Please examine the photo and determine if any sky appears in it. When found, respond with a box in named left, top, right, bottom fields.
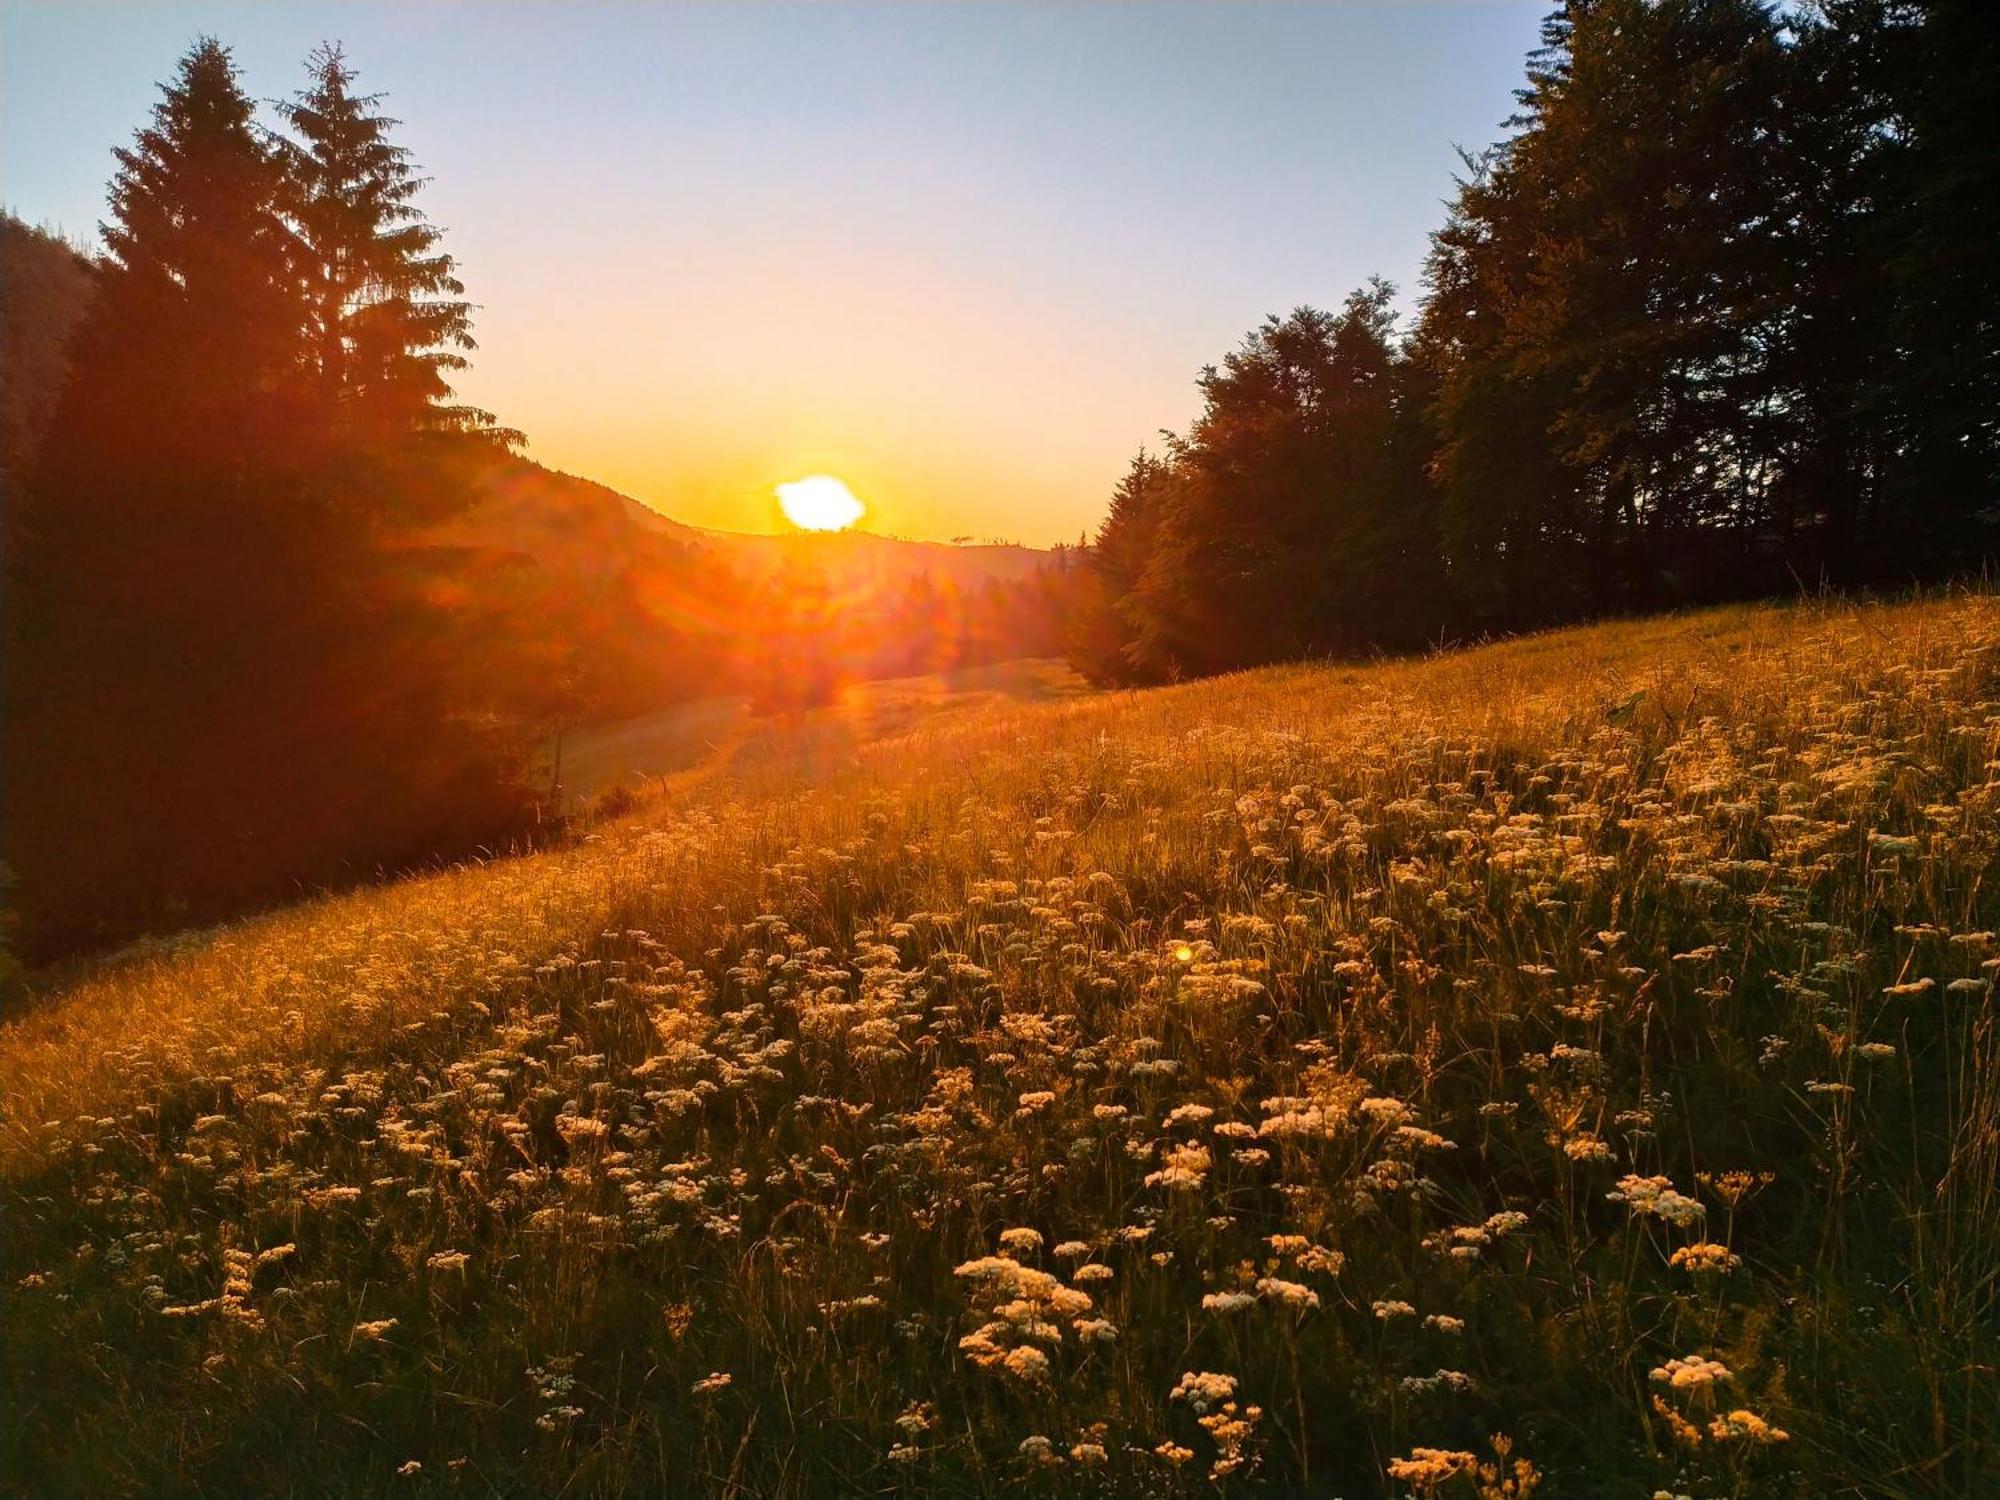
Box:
left=1, top=1, right=1548, bottom=545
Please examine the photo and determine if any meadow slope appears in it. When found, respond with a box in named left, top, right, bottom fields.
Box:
left=5, top=598, right=1999, bottom=1498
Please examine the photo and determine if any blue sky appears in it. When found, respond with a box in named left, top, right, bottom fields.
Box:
left=2, top=2, right=1549, bottom=542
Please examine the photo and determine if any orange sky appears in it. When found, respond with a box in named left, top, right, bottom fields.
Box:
left=473, top=237, right=1195, bottom=545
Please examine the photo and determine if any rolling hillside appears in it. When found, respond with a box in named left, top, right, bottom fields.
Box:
left=436, top=459, right=1050, bottom=599
left=5, top=596, right=1997, bottom=1497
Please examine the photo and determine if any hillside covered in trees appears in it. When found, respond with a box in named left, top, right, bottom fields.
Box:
left=0, top=45, right=1069, bottom=961
left=1066, top=0, right=2000, bottom=684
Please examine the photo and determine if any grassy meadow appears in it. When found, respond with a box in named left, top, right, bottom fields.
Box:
left=5, top=596, right=1999, bottom=1497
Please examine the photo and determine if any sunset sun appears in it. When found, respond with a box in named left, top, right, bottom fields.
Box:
left=775, top=474, right=865, bottom=532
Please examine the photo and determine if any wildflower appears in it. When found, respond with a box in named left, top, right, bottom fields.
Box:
left=1255, top=1276, right=1319, bottom=1311
left=426, top=1250, right=469, bottom=1273
left=1563, top=1133, right=1614, bottom=1162
left=690, top=1371, right=732, bottom=1395
left=1373, top=1299, right=1416, bottom=1321
left=1386, top=1447, right=1477, bottom=1486
left=1170, top=1370, right=1237, bottom=1413
left=1002, top=1345, right=1050, bottom=1381
left=1707, top=1408, right=1789, bottom=1444
left=1651, top=1354, right=1731, bottom=1393
left=355, top=1318, right=399, bottom=1340
left=997, top=1227, right=1043, bottom=1254
left=1145, top=1142, right=1211, bottom=1190
left=1609, top=1175, right=1704, bottom=1226
left=1699, top=1170, right=1773, bottom=1208
left=1297, top=1244, right=1345, bottom=1275
left=1017, top=1434, right=1059, bottom=1466
left=1202, top=1291, right=1256, bottom=1314
left=1669, top=1242, right=1741, bottom=1275
left=1359, top=1096, right=1412, bottom=1125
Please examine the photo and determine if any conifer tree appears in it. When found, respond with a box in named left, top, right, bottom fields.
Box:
left=1067, top=451, right=1169, bottom=684
left=3, top=38, right=320, bottom=951
left=276, top=43, right=517, bottom=445
left=3, top=39, right=531, bottom=958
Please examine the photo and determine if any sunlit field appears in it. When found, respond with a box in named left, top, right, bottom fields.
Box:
left=6, top=596, right=1999, bottom=1497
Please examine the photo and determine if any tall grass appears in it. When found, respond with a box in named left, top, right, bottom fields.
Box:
left=4, top=595, right=1997, bottom=1497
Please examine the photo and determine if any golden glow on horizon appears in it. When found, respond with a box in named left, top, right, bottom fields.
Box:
left=776, top=474, right=866, bottom=532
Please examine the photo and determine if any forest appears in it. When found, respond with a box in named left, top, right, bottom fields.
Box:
left=1069, top=0, right=1998, bottom=682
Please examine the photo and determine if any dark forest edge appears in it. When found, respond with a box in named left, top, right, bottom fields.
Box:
left=5, top=0, right=1998, bottom=964
left=1066, top=0, right=1998, bottom=684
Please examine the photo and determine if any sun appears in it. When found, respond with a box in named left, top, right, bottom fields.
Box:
left=775, top=474, right=866, bottom=532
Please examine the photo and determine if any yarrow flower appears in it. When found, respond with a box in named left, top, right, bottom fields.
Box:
left=1707, top=1407, right=1789, bottom=1445
left=1386, top=1447, right=1477, bottom=1485
left=1002, top=1345, right=1051, bottom=1381
left=1609, top=1174, right=1705, bottom=1227
left=1255, top=1276, right=1319, bottom=1311
left=1669, top=1241, right=1741, bottom=1275
left=1145, top=1142, right=1212, bottom=1190
left=1170, top=1370, right=1237, bottom=1414
left=1651, top=1354, right=1731, bottom=1393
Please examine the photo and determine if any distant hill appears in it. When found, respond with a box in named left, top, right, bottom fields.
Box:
left=440, top=458, right=1050, bottom=596
left=0, top=216, right=96, bottom=493
left=411, top=457, right=1062, bottom=725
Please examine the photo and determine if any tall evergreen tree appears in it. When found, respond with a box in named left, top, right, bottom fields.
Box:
left=3, top=39, right=531, bottom=959
left=1067, top=450, right=1170, bottom=684
left=276, top=43, right=517, bottom=446
left=1419, top=0, right=1795, bottom=621
left=3, top=38, right=322, bottom=951
left=1884, top=0, right=2000, bottom=541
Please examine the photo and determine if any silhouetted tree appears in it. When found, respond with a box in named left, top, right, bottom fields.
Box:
left=1101, top=288, right=1442, bottom=680
left=277, top=43, right=518, bottom=447
left=3, top=39, right=532, bottom=958
left=1067, top=451, right=1169, bottom=684
left=1417, top=0, right=1800, bottom=624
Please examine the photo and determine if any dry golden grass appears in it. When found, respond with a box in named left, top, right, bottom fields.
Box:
left=5, top=595, right=1998, bottom=1497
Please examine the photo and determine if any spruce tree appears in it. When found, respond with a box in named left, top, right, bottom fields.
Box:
left=3, top=38, right=320, bottom=952
left=277, top=43, right=517, bottom=445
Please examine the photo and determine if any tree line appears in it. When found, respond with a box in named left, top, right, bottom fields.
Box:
left=1066, top=0, right=1999, bottom=685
